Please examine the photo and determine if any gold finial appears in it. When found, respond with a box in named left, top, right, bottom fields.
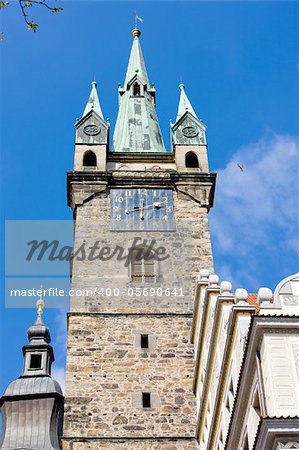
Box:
left=132, top=27, right=141, bottom=38
left=36, top=297, right=45, bottom=316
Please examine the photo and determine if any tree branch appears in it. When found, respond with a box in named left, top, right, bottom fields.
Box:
left=17, top=0, right=63, bottom=32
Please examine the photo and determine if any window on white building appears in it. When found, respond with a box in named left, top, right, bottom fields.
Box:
left=253, top=389, right=261, bottom=418
left=227, top=378, right=234, bottom=411
left=218, top=430, right=224, bottom=450
left=242, top=433, right=249, bottom=450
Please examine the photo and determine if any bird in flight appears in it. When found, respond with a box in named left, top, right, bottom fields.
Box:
left=237, top=163, right=245, bottom=172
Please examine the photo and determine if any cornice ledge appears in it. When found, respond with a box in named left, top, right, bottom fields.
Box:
left=206, top=301, right=255, bottom=448
left=253, top=416, right=299, bottom=450
left=112, top=170, right=171, bottom=179
left=107, top=153, right=175, bottom=162
left=190, top=280, right=209, bottom=343
left=195, top=292, right=236, bottom=440
left=225, top=316, right=299, bottom=449
left=193, top=286, right=220, bottom=392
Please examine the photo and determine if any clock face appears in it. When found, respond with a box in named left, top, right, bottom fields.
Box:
left=182, top=126, right=198, bottom=138
left=84, top=124, right=101, bottom=136
left=110, top=189, right=176, bottom=231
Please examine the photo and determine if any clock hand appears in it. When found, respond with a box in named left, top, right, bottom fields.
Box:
left=125, top=200, right=166, bottom=215
left=125, top=206, right=140, bottom=214
left=125, top=201, right=148, bottom=215
left=140, top=199, right=145, bottom=220
left=143, top=201, right=166, bottom=209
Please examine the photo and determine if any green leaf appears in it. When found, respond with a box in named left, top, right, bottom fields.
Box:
left=52, top=6, right=63, bottom=13
left=27, top=21, right=38, bottom=32
left=0, top=1, right=10, bottom=10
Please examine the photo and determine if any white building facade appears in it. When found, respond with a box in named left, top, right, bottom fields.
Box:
left=192, top=271, right=299, bottom=449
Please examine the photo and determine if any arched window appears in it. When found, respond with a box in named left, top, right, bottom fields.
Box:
left=83, top=151, right=97, bottom=167
left=133, top=82, right=141, bottom=96
left=185, top=151, right=199, bottom=168
left=131, top=247, right=155, bottom=283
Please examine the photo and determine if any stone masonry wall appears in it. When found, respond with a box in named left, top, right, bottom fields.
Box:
left=62, top=314, right=198, bottom=445
left=63, top=173, right=214, bottom=448
left=70, top=189, right=213, bottom=314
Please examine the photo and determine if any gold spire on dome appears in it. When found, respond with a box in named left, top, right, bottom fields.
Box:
left=36, top=297, right=45, bottom=316
left=132, top=27, right=141, bottom=38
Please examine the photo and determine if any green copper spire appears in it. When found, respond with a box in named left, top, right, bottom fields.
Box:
left=176, top=83, right=198, bottom=122
left=82, top=80, right=104, bottom=119
left=124, top=28, right=150, bottom=87
left=112, top=28, right=166, bottom=153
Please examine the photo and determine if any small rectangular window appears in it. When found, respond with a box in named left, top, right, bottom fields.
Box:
left=142, top=392, right=151, bottom=408
left=131, top=249, right=156, bottom=283
left=140, top=334, right=149, bottom=349
left=30, top=354, right=42, bottom=369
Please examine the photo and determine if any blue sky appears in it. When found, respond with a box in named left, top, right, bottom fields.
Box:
left=0, top=1, right=298, bottom=395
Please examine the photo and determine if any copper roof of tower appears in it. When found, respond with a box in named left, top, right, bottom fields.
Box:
left=112, top=28, right=166, bottom=153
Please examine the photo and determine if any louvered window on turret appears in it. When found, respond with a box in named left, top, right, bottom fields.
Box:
left=185, top=151, right=199, bottom=168
left=83, top=150, right=97, bottom=167
left=131, top=249, right=155, bottom=283
left=133, top=82, right=140, bottom=96
left=30, top=354, right=42, bottom=369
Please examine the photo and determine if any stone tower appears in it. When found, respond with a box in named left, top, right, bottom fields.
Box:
left=62, top=27, right=216, bottom=449
left=0, top=301, right=64, bottom=450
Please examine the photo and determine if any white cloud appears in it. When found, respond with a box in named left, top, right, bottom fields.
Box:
left=210, top=133, right=298, bottom=290
left=52, top=365, right=66, bottom=394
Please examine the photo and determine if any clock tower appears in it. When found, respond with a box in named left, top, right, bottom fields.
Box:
left=62, top=27, right=216, bottom=449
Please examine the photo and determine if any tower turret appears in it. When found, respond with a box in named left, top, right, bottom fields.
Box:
left=0, top=301, right=64, bottom=450
left=172, top=83, right=209, bottom=172
left=74, top=80, right=109, bottom=171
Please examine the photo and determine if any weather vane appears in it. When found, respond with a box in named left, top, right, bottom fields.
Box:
left=36, top=285, right=45, bottom=316
left=134, top=12, right=143, bottom=28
